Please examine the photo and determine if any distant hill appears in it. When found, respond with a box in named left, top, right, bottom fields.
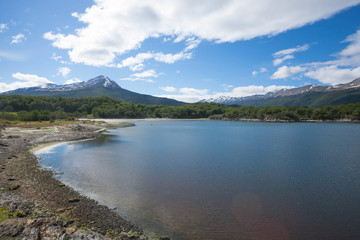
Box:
left=2, top=75, right=184, bottom=106
left=200, top=78, right=360, bottom=107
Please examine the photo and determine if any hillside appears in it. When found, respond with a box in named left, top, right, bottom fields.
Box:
left=2, top=75, right=184, bottom=106
left=238, top=88, right=360, bottom=107
left=201, top=78, right=360, bottom=107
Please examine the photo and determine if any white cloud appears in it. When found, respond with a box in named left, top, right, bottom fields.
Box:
left=179, top=87, right=209, bottom=95
left=184, top=37, right=201, bottom=52
left=156, top=85, right=294, bottom=103
left=57, top=67, right=71, bottom=77
left=0, top=23, right=7, bottom=33
left=273, top=55, right=295, bottom=66
left=273, top=44, right=310, bottom=57
left=119, top=77, right=154, bottom=83
left=64, top=78, right=82, bottom=85
left=117, top=51, right=191, bottom=71
left=340, top=29, right=360, bottom=57
left=131, top=69, right=160, bottom=78
left=221, top=84, right=234, bottom=91
left=51, top=53, right=62, bottom=61
left=11, top=33, right=26, bottom=44
left=154, top=52, right=192, bottom=64
left=252, top=67, right=268, bottom=76
left=44, top=0, right=359, bottom=67
left=272, top=44, right=309, bottom=66
left=160, top=86, right=177, bottom=92
left=305, top=65, right=360, bottom=85
left=12, top=73, right=52, bottom=85
left=0, top=73, right=53, bottom=93
left=300, top=30, right=360, bottom=84
left=271, top=65, right=306, bottom=79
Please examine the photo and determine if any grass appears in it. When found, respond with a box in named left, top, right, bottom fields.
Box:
left=0, top=207, right=11, bottom=221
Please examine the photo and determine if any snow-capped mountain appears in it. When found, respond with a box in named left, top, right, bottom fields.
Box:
left=200, top=78, right=360, bottom=105
left=4, top=75, right=120, bottom=94
left=2, top=75, right=184, bottom=106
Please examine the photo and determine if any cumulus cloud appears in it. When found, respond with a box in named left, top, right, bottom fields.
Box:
left=12, top=73, right=52, bottom=85
left=131, top=69, right=160, bottom=78
left=117, top=51, right=191, bottom=71
left=305, top=65, right=360, bottom=85
left=120, top=69, right=162, bottom=82
left=271, top=65, right=306, bottom=79
left=157, top=85, right=294, bottom=103
left=160, top=86, right=177, bottom=92
left=328, top=29, right=360, bottom=67
left=57, top=67, right=71, bottom=77
left=11, top=33, right=26, bottom=44
left=301, top=30, right=360, bottom=84
left=64, top=78, right=82, bottom=85
left=0, top=23, right=7, bottom=33
left=119, top=77, right=154, bottom=83
left=179, top=88, right=209, bottom=95
left=0, top=73, right=53, bottom=93
left=44, top=0, right=359, bottom=67
left=340, top=29, right=360, bottom=57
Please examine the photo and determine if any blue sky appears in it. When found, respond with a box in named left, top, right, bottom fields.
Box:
left=1, top=0, right=360, bottom=102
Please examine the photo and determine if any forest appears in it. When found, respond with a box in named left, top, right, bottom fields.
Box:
left=0, top=95, right=359, bottom=122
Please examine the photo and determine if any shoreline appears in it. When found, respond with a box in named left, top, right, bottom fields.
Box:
left=82, top=117, right=360, bottom=124
left=1, top=118, right=357, bottom=238
left=0, top=122, right=152, bottom=240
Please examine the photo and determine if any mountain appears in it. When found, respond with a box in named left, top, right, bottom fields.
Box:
left=2, top=75, right=184, bottom=106
left=200, top=78, right=360, bottom=107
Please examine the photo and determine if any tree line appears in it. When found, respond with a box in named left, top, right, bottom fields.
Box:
left=0, top=95, right=359, bottom=122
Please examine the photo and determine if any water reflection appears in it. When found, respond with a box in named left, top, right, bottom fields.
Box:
left=36, top=121, right=360, bottom=240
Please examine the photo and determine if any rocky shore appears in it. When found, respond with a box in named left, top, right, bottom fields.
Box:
left=0, top=121, right=157, bottom=240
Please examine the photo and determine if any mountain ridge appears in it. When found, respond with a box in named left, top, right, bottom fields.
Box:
left=2, top=75, right=184, bottom=106
left=200, top=78, right=360, bottom=107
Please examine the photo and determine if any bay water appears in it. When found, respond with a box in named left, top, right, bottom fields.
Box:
left=35, top=120, right=360, bottom=240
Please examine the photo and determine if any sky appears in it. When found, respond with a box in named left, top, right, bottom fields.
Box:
left=1, top=0, right=360, bottom=103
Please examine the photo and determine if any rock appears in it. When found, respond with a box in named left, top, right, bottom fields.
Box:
left=68, top=198, right=80, bottom=203
left=65, top=227, right=76, bottom=235
left=10, top=224, right=25, bottom=237
left=9, top=185, right=20, bottom=191
left=159, top=236, right=171, bottom=240
left=14, top=210, right=26, bottom=218
left=7, top=177, right=16, bottom=181
left=64, top=220, right=74, bottom=227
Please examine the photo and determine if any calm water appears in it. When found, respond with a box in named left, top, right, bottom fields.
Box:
left=36, top=120, right=360, bottom=240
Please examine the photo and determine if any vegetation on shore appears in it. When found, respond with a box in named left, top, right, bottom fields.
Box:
left=0, top=95, right=359, bottom=122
